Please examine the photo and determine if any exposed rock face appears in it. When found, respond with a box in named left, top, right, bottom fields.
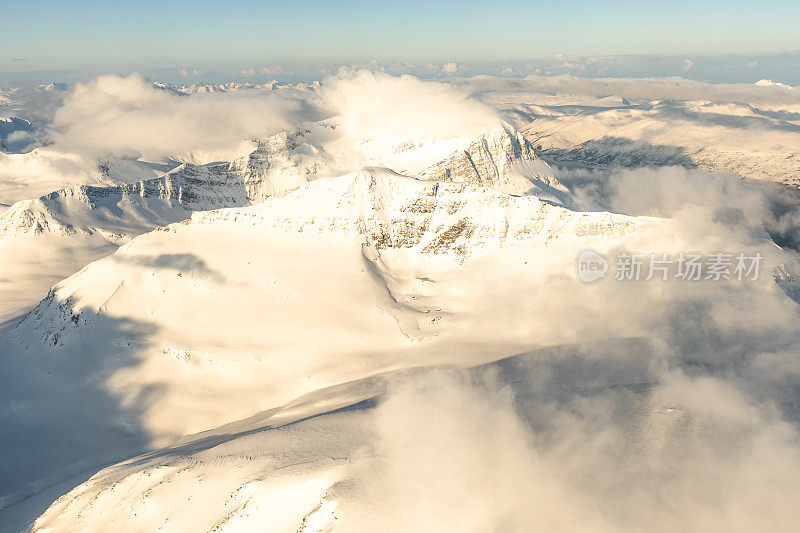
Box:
left=0, top=123, right=569, bottom=240
left=227, top=129, right=329, bottom=202
left=190, top=170, right=641, bottom=257
left=0, top=163, right=249, bottom=238
left=415, top=124, right=570, bottom=199
left=417, top=126, right=529, bottom=184
left=530, top=136, right=698, bottom=169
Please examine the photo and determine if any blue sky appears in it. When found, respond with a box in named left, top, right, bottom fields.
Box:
left=2, top=0, right=799, bottom=71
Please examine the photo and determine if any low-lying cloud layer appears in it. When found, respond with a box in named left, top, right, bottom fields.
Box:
left=356, top=165, right=800, bottom=532
left=51, top=70, right=499, bottom=167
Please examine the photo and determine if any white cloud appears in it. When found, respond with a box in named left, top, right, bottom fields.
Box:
left=313, top=69, right=499, bottom=172
left=442, top=62, right=458, bottom=75
left=318, top=69, right=496, bottom=141
left=362, top=363, right=800, bottom=531
left=353, top=163, right=800, bottom=531
left=49, top=73, right=304, bottom=165
left=238, top=66, right=283, bottom=76
left=178, top=67, right=201, bottom=77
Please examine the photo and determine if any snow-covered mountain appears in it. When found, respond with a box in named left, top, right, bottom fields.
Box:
left=0, top=165, right=244, bottom=238
left=486, top=92, right=800, bottom=186
left=0, top=123, right=567, bottom=324
left=0, top=118, right=35, bottom=153
left=0, top=121, right=589, bottom=513
left=152, top=80, right=320, bottom=95
left=1, top=123, right=562, bottom=238
left=0, top=168, right=654, bottom=513
left=754, top=79, right=795, bottom=90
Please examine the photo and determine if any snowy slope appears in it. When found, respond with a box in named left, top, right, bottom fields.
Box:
left=0, top=162, right=248, bottom=324
left=30, top=333, right=800, bottom=533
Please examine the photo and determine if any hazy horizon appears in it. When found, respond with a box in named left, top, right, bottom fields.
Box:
left=4, top=0, right=800, bottom=81
left=2, top=52, right=800, bottom=87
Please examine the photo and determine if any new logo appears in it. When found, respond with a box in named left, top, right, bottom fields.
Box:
left=577, top=249, right=608, bottom=283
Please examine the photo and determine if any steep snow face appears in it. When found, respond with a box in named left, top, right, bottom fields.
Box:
left=415, top=124, right=570, bottom=200
left=416, top=126, right=535, bottom=185
left=29, top=409, right=364, bottom=533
